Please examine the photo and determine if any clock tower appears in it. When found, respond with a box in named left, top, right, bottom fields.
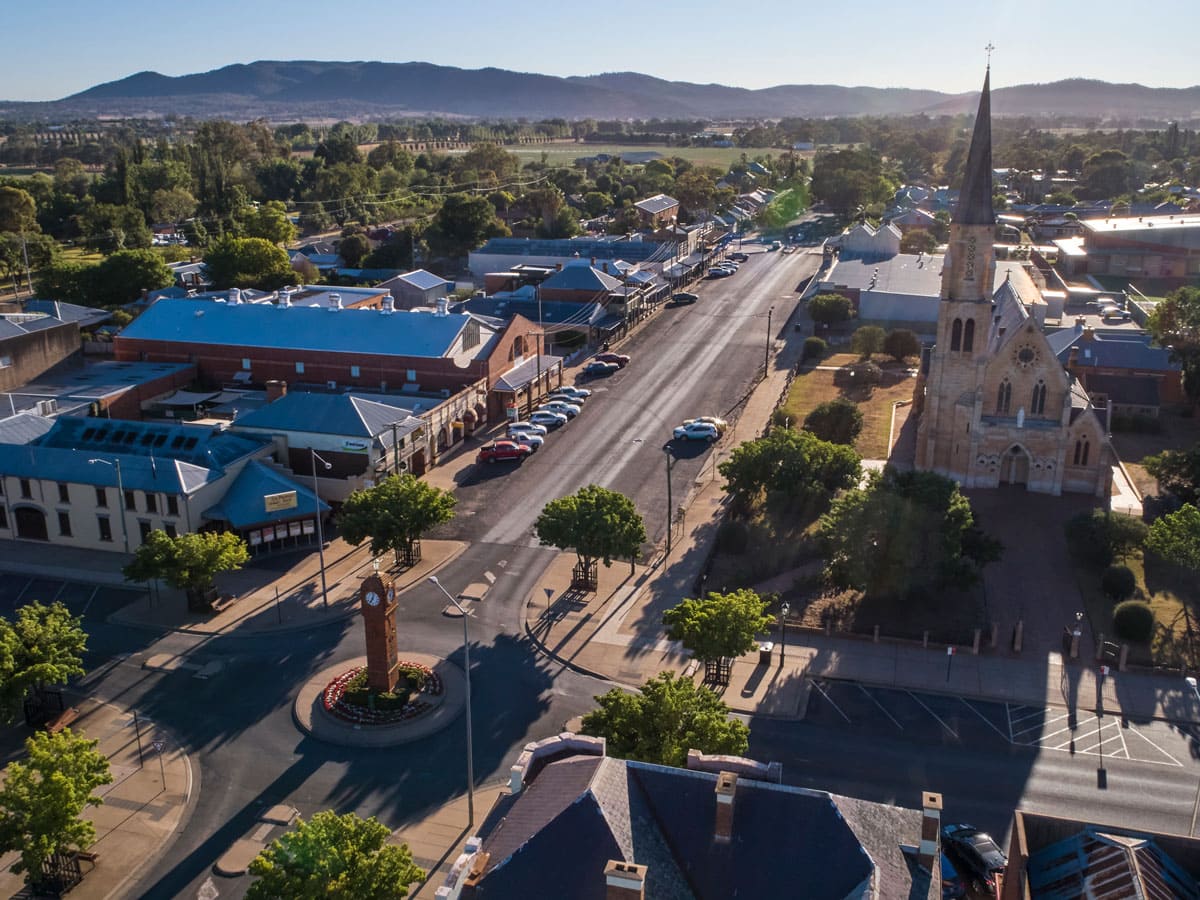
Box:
left=360, top=572, right=400, bottom=693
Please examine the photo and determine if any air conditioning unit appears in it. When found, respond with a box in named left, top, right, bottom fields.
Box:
left=326, top=380, right=338, bottom=391
left=36, top=399, right=58, bottom=416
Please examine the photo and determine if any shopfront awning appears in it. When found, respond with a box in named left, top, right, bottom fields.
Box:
left=494, top=355, right=564, bottom=392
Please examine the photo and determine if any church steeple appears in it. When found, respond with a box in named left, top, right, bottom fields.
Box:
left=953, top=67, right=994, bottom=226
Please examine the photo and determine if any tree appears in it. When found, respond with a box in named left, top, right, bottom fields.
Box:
left=425, top=193, right=508, bottom=259
left=803, top=398, right=864, bottom=446
left=0, top=729, right=112, bottom=885
left=663, top=590, right=772, bottom=680
left=149, top=187, right=197, bottom=224
left=535, top=485, right=646, bottom=585
left=242, top=201, right=297, bottom=246
left=582, top=191, right=613, bottom=218
left=882, top=328, right=921, bottom=362
left=1064, top=509, right=1147, bottom=566
left=1147, top=286, right=1200, bottom=405
left=851, top=325, right=885, bottom=359
left=899, top=228, right=937, bottom=254
left=718, top=428, right=860, bottom=515
left=247, top=810, right=423, bottom=900
left=810, top=148, right=895, bottom=218
left=123, top=530, right=250, bottom=612
left=807, top=292, right=852, bottom=327
left=1145, top=504, right=1200, bottom=574
left=87, top=249, right=173, bottom=307
left=204, top=236, right=294, bottom=290
left=580, top=671, right=749, bottom=767
left=339, top=233, right=371, bottom=267
left=1143, top=444, right=1200, bottom=504
left=0, top=601, right=87, bottom=723
left=338, top=474, right=456, bottom=567
left=0, top=186, right=39, bottom=233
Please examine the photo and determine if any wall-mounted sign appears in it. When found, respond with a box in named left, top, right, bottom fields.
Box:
left=264, top=491, right=298, bottom=513
left=342, top=440, right=370, bottom=453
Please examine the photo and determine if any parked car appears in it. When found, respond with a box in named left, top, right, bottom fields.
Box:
left=507, top=421, right=547, bottom=437
left=941, top=825, right=1007, bottom=892
left=584, top=360, right=619, bottom=377
left=509, top=431, right=543, bottom=451
left=683, top=416, right=728, bottom=434
left=596, top=352, right=631, bottom=368
left=729, top=252, right=749, bottom=262
left=476, top=440, right=532, bottom=464
left=768, top=240, right=783, bottom=251
left=538, top=400, right=581, bottom=419
left=549, top=385, right=591, bottom=400
left=706, top=268, right=734, bottom=279
left=673, top=422, right=720, bottom=442
left=672, top=291, right=699, bottom=305
left=548, top=390, right=588, bottom=405
left=715, top=260, right=738, bottom=270
left=529, top=410, right=569, bottom=428
left=940, top=854, right=967, bottom=900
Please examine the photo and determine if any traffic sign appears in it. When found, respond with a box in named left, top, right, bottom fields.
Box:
left=1100, top=665, right=1110, bottom=676
left=151, top=740, right=166, bottom=754
left=946, top=646, right=956, bottom=656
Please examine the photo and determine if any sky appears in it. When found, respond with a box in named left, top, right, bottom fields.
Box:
left=3, top=0, right=1197, bottom=102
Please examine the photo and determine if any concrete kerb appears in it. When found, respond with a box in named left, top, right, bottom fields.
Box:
left=293, top=653, right=467, bottom=748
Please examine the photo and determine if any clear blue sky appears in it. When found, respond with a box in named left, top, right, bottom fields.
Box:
left=4, top=0, right=1196, bottom=102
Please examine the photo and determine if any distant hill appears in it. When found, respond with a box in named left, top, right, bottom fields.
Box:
left=1, top=61, right=1197, bottom=123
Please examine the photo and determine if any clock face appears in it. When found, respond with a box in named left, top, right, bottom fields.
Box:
left=365, top=591, right=381, bottom=607
left=1015, top=344, right=1040, bottom=369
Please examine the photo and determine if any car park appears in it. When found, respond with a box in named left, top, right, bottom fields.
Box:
left=538, top=400, right=581, bottom=419
left=596, top=352, right=630, bottom=368
left=683, top=416, right=728, bottom=433
left=477, top=440, right=533, bottom=463
left=549, top=386, right=591, bottom=400
left=507, top=421, right=547, bottom=437
left=584, top=360, right=619, bottom=377
left=672, top=291, right=699, bottom=305
left=941, top=825, right=1007, bottom=892
left=530, top=410, right=568, bottom=428
left=672, top=421, right=720, bottom=442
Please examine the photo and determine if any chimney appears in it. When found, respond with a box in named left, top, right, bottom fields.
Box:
left=329, top=292, right=342, bottom=311
left=917, top=791, right=943, bottom=872
left=714, top=771, right=737, bottom=843
left=265, top=380, right=287, bottom=403
left=1067, top=346, right=1080, bottom=371
left=1083, top=326, right=1095, bottom=342
left=604, top=861, right=646, bottom=900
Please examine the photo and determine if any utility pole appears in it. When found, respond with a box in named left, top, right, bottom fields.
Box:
left=664, top=445, right=674, bottom=555
left=765, top=306, right=775, bottom=373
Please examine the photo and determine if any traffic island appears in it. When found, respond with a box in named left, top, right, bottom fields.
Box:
left=293, top=652, right=465, bottom=748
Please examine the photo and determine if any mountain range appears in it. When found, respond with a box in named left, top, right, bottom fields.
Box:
left=2, top=61, right=1199, bottom=123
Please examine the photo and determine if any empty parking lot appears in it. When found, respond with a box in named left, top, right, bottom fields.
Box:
left=0, top=573, right=143, bottom=622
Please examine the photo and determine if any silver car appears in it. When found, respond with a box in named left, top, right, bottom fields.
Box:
left=538, top=400, right=582, bottom=419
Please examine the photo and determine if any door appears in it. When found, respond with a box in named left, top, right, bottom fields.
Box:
left=1004, top=446, right=1030, bottom=486
left=14, top=507, right=48, bottom=541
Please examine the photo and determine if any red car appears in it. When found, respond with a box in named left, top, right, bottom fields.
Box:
left=596, top=352, right=630, bottom=368
left=476, top=440, right=532, bottom=464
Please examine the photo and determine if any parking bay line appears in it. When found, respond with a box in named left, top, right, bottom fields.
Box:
left=959, top=698, right=1010, bottom=742
left=905, top=691, right=959, bottom=741
left=809, top=679, right=852, bottom=723
left=857, top=684, right=903, bottom=731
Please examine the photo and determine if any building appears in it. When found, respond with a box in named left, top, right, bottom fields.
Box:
left=536, top=259, right=624, bottom=303
left=1048, top=323, right=1184, bottom=411
left=433, top=734, right=939, bottom=900
left=0, top=308, right=86, bottom=393
left=468, top=238, right=668, bottom=279
left=633, top=193, right=680, bottom=228
left=1077, top=214, right=1200, bottom=280
left=4, top=360, right=196, bottom=420
left=914, top=67, right=1112, bottom=497
left=380, top=269, right=454, bottom=310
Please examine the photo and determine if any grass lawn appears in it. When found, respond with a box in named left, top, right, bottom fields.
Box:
left=59, top=246, right=105, bottom=265
left=776, top=353, right=916, bottom=459
left=782, top=581, right=986, bottom=645
left=1110, top=408, right=1200, bottom=497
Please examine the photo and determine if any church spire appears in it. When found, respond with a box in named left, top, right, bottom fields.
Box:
left=952, top=67, right=994, bottom=226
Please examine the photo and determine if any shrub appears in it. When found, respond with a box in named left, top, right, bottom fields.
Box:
left=716, top=520, right=749, bottom=555
left=802, top=336, right=827, bottom=361
left=803, top=398, right=864, bottom=445
left=340, top=669, right=414, bottom=710
left=837, top=360, right=882, bottom=390
left=1112, top=599, right=1155, bottom=643
left=883, top=328, right=922, bottom=362
left=1100, top=565, right=1137, bottom=601
left=1064, top=509, right=1147, bottom=567
left=851, top=325, right=886, bottom=359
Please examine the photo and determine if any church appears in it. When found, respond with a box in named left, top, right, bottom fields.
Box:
left=913, top=68, right=1112, bottom=498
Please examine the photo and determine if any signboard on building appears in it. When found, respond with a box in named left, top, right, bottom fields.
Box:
left=342, top=440, right=370, bottom=453
left=264, top=491, right=298, bottom=513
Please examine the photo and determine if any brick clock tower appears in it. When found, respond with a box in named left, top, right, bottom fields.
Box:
left=360, top=572, right=400, bottom=693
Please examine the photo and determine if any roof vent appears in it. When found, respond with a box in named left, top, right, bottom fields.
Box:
left=229, top=287, right=241, bottom=305
left=434, top=298, right=449, bottom=317
left=329, top=293, right=342, bottom=311
left=279, top=290, right=291, bottom=308
left=381, top=297, right=394, bottom=315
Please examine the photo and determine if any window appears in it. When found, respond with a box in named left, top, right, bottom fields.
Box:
left=145, top=494, right=157, bottom=514
left=166, top=496, right=178, bottom=517
left=96, top=486, right=108, bottom=508
left=58, top=512, right=72, bottom=537
left=1074, top=438, right=1090, bottom=466
left=950, top=318, right=962, bottom=352
left=20, top=479, right=31, bottom=499
left=98, top=517, right=113, bottom=542
left=350, top=365, right=360, bottom=378
left=997, top=380, right=1012, bottom=414
left=1031, top=381, right=1047, bottom=415
left=138, top=521, right=152, bottom=543
left=0, top=508, right=7, bottom=529
left=406, top=369, right=417, bottom=382
left=0, top=355, right=11, bottom=369
left=962, top=319, right=975, bottom=353
left=124, top=490, right=136, bottom=511
left=164, top=523, right=177, bottom=539
left=242, top=358, right=251, bottom=370
left=58, top=483, right=70, bottom=503
left=295, top=361, right=305, bottom=374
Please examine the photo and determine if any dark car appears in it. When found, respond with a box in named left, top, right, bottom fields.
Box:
left=671, top=291, right=699, bottom=305
left=595, top=352, right=630, bottom=368
left=584, top=360, right=619, bottom=377
left=940, top=854, right=967, bottom=899
left=941, top=825, right=1007, bottom=892
left=706, top=268, right=733, bottom=279
left=476, top=440, right=532, bottom=464
left=729, top=252, right=749, bottom=262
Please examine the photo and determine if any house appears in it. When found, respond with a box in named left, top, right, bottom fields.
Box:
left=1048, top=322, right=1184, bottom=408
left=836, top=222, right=903, bottom=260
left=887, top=207, right=940, bottom=235
left=167, top=260, right=210, bottom=291
left=1077, top=214, right=1200, bottom=281
left=633, top=193, right=680, bottom=228
left=433, top=734, right=939, bottom=900
left=468, top=238, right=665, bottom=280
left=536, top=259, right=624, bottom=303
left=379, top=269, right=454, bottom=310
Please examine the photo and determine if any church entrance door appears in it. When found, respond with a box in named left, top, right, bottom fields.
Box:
left=1003, top=445, right=1030, bottom=486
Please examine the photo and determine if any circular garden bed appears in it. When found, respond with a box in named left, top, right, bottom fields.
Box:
left=322, top=661, right=444, bottom=726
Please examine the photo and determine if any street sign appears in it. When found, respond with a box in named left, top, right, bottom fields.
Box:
left=151, top=740, right=166, bottom=753
left=1100, top=665, right=1110, bottom=676
left=264, top=491, right=298, bottom=513
left=946, top=646, right=956, bottom=656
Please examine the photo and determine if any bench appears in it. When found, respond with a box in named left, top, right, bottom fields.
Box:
left=211, top=594, right=238, bottom=613
left=46, top=707, right=79, bottom=734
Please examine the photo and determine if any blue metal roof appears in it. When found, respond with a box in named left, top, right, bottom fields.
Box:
left=1048, top=328, right=1180, bottom=373
left=117, top=299, right=471, bottom=358
left=233, top=392, right=424, bottom=443
left=0, top=443, right=222, bottom=494
left=202, top=460, right=328, bottom=529
left=539, top=264, right=622, bottom=293
left=37, top=416, right=269, bottom=469
left=474, top=238, right=661, bottom=263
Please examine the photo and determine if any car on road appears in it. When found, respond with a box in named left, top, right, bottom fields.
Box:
left=507, top=421, right=547, bottom=437
left=671, top=291, right=699, bottom=305
left=477, top=440, right=533, bottom=464
left=768, top=240, right=783, bottom=251
left=941, top=825, right=1007, bottom=892
left=529, top=410, right=568, bottom=428
left=596, top=352, right=630, bottom=368
left=683, top=416, right=728, bottom=434
left=538, top=400, right=581, bottom=419
left=548, top=385, right=591, bottom=400
left=729, top=252, right=749, bottom=262
left=672, top=421, right=720, bottom=442
left=584, top=360, right=619, bottom=377
left=706, top=267, right=734, bottom=279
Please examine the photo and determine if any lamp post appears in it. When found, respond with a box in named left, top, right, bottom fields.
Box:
left=88, top=458, right=129, bottom=553
left=779, top=601, right=790, bottom=666
left=663, top=443, right=675, bottom=556
left=428, top=575, right=475, bottom=826
left=765, top=306, right=775, bottom=372
left=310, top=449, right=332, bottom=608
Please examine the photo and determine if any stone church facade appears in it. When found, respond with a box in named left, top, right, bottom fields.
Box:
left=913, top=69, right=1111, bottom=498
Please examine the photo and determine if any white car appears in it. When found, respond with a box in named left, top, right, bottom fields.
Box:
left=530, top=410, right=568, bottom=429
left=507, top=421, right=547, bottom=436
left=509, top=431, right=544, bottom=451
left=538, top=400, right=582, bottom=419
left=550, top=386, right=591, bottom=400
left=673, top=422, right=720, bottom=442
left=684, top=416, right=728, bottom=434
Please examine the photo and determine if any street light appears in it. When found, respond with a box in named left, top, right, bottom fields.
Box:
left=779, top=601, right=791, bottom=666
left=88, top=458, right=129, bottom=553
left=310, top=449, right=332, bottom=608
left=428, top=575, right=475, bottom=826
left=662, top=443, right=675, bottom=556
left=765, top=306, right=775, bottom=372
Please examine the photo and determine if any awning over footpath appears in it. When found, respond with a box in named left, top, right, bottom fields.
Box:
left=202, top=460, right=329, bottom=530
left=494, top=355, right=564, bottom=392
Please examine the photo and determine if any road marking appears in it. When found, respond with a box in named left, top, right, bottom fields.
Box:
left=51, top=582, right=67, bottom=603
left=905, top=691, right=959, bottom=740
left=81, top=585, right=100, bottom=616
left=1008, top=706, right=1048, bottom=727
left=14, top=578, right=33, bottom=604
left=197, top=876, right=219, bottom=900
left=483, top=571, right=496, bottom=584
left=857, top=684, right=903, bottom=730
left=1005, top=704, right=1014, bottom=743
left=960, top=698, right=1011, bottom=741
left=809, top=680, right=851, bottom=723
left=1125, top=724, right=1185, bottom=767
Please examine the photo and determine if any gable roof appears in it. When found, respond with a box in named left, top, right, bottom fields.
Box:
left=202, top=460, right=328, bottom=529
left=0, top=443, right=223, bottom=495
left=393, top=269, right=452, bottom=292
left=634, top=194, right=679, bottom=216
left=0, top=412, right=55, bottom=445
left=22, top=299, right=111, bottom=329
left=1048, top=328, right=1180, bottom=373
left=1026, top=827, right=1200, bottom=900
left=233, top=392, right=424, bottom=444
left=539, top=263, right=623, bottom=294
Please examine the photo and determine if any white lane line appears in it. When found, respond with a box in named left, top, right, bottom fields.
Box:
left=809, top=680, right=852, bottom=723
left=1008, top=707, right=1046, bottom=726
left=484, top=571, right=496, bottom=584
left=905, top=691, right=959, bottom=740
left=1114, top=719, right=1130, bottom=760
left=857, top=684, right=903, bottom=731
left=1035, top=717, right=1096, bottom=746
left=1006, top=704, right=1014, bottom=743
left=51, top=582, right=68, bottom=603
left=1013, top=711, right=1070, bottom=739
left=1125, top=724, right=1185, bottom=767
left=960, top=699, right=1010, bottom=742
left=81, top=586, right=100, bottom=616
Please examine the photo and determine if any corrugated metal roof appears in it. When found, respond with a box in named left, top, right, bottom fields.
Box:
left=539, top=264, right=622, bottom=293
left=233, top=392, right=424, bottom=442
left=395, top=269, right=452, bottom=291
left=1027, top=828, right=1200, bottom=900
left=0, top=413, right=55, bottom=446
left=202, top=460, right=328, bottom=528
left=0, top=442, right=223, bottom=494
left=634, top=194, right=679, bottom=215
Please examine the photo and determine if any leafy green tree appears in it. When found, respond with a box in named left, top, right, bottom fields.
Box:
left=807, top=292, right=853, bottom=327
left=1147, top=286, right=1200, bottom=405
left=810, top=148, right=895, bottom=218
left=366, top=142, right=415, bottom=176
left=0, top=601, right=87, bottom=723
left=882, top=328, right=921, bottom=362
left=1145, top=504, right=1200, bottom=574
left=338, top=474, right=456, bottom=566
left=851, top=325, right=885, bottom=359
left=247, top=810, right=422, bottom=900
left=315, top=133, right=362, bottom=167
left=0, top=185, right=39, bottom=233
left=123, top=530, right=250, bottom=612
left=425, top=193, right=508, bottom=258
left=339, top=233, right=371, bottom=267
left=1064, top=509, right=1147, bottom=566
left=899, top=229, right=937, bottom=254
left=580, top=671, right=749, bottom=767
left=535, top=485, right=646, bottom=579
left=1144, top=444, right=1200, bottom=504
left=719, top=428, right=860, bottom=515
left=35, top=260, right=90, bottom=304
left=0, top=729, right=112, bottom=884
left=204, top=236, right=294, bottom=290
left=242, top=201, right=297, bottom=246
left=82, top=203, right=152, bottom=251
left=148, top=187, right=197, bottom=224
left=803, top=398, right=864, bottom=446
left=582, top=191, right=613, bottom=218
left=663, top=590, right=772, bottom=674
left=537, top=205, right=582, bottom=239
left=0, top=233, right=57, bottom=291
left=87, top=249, right=174, bottom=307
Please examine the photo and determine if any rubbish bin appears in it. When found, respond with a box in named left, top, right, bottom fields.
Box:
left=758, top=642, right=774, bottom=665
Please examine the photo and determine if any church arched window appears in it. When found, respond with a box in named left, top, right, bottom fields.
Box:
left=950, top=318, right=962, bottom=352
left=1074, top=438, right=1090, bottom=466
left=962, top=319, right=975, bottom=353
left=1031, top=380, right=1047, bottom=415
left=997, top=379, right=1012, bottom=414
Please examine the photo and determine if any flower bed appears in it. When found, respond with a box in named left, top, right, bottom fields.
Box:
left=322, top=661, right=443, bottom=726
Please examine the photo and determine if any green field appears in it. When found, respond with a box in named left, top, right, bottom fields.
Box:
left=467, top=143, right=797, bottom=169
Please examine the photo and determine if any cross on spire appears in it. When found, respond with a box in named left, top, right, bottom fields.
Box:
left=985, top=42, right=995, bottom=66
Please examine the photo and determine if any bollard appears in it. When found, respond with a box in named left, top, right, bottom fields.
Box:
left=873, top=625, right=880, bottom=643
left=1119, top=643, right=1129, bottom=672
left=1013, top=619, right=1024, bottom=653
left=972, top=629, right=981, bottom=655
left=922, top=630, right=929, bottom=649
left=989, top=622, right=998, bottom=649
left=1070, top=627, right=1081, bottom=660
left=1095, top=633, right=1105, bottom=662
